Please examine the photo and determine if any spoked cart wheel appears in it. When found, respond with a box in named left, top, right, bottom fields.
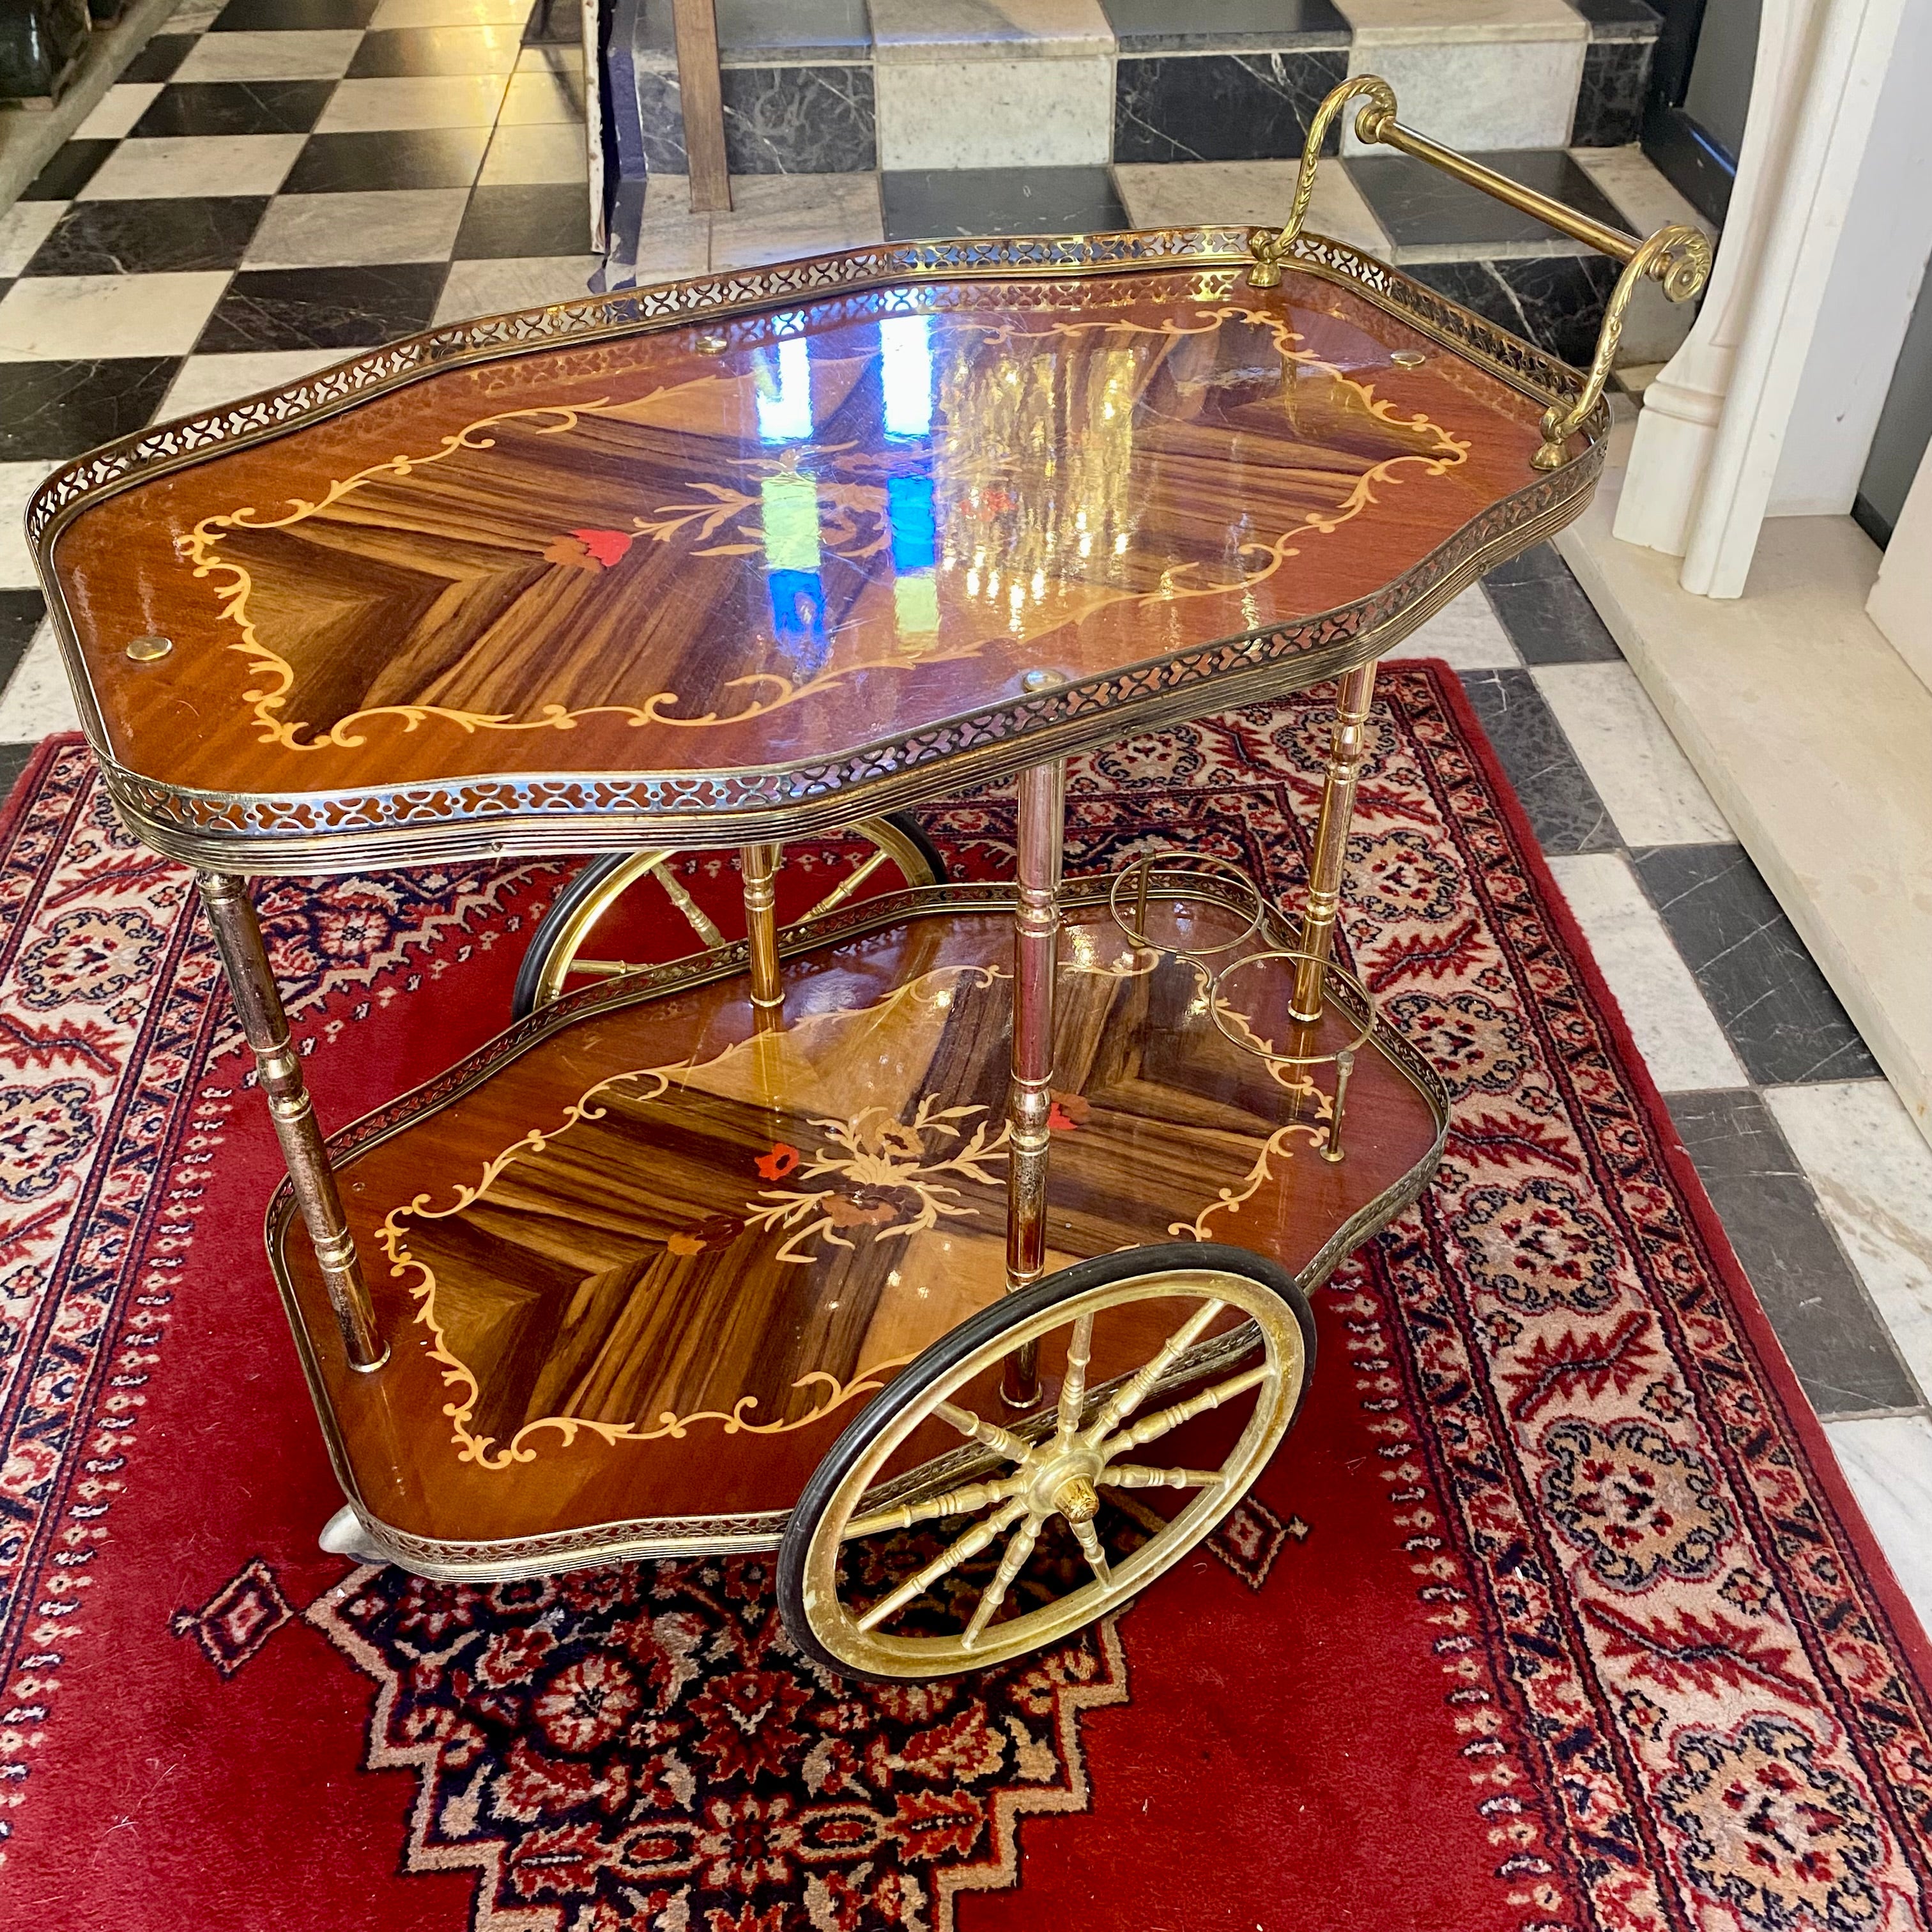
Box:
left=779, top=1243, right=1315, bottom=1681
left=512, top=812, right=947, bottom=1018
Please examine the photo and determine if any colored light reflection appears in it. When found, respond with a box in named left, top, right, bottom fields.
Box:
left=880, top=313, right=934, bottom=438
left=755, top=335, right=813, bottom=443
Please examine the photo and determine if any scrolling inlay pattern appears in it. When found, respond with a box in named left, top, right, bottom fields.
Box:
left=175, top=302, right=1470, bottom=755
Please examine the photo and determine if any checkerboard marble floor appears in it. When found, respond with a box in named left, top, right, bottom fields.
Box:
left=1, top=0, right=1927, bottom=1621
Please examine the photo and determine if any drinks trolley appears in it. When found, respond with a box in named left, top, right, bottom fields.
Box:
left=27, top=82, right=1706, bottom=1680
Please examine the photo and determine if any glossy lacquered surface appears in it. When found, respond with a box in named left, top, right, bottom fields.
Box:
left=47, top=261, right=1561, bottom=816
left=278, top=893, right=1445, bottom=1558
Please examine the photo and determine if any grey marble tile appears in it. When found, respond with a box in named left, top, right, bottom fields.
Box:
left=1567, top=0, right=1660, bottom=40
left=1482, top=539, right=1571, bottom=589
left=870, top=0, right=1112, bottom=61
left=1767, top=1080, right=1932, bottom=1410
left=1101, top=0, right=1349, bottom=50
left=1546, top=852, right=1745, bottom=1090
left=0, top=746, right=34, bottom=802
left=1114, top=50, right=1349, bottom=164
left=0, top=466, right=58, bottom=590
left=0, top=356, right=181, bottom=460
left=1383, top=584, right=1520, bottom=669
left=1346, top=148, right=1623, bottom=254
left=1571, top=37, right=1653, bottom=146
left=1409, top=252, right=1618, bottom=367
left=1485, top=571, right=1622, bottom=663
left=0, top=621, right=81, bottom=738
left=875, top=53, right=1112, bottom=166
left=25, top=195, right=267, bottom=274
left=121, top=31, right=200, bottom=80
left=197, top=261, right=447, bottom=349
left=723, top=63, right=875, bottom=172
left=1457, top=666, right=1618, bottom=854
left=0, top=592, right=46, bottom=689
left=1665, top=1088, right=1920, bottom=1418
left=881, top=164, right=1126, bottom=238
left=630, top=64, right=876, bottom=173
left=1633, top=844, right=1883, bottom=1086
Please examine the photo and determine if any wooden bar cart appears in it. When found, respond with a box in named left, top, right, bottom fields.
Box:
left=27, top=82, right=1706, bottom=1680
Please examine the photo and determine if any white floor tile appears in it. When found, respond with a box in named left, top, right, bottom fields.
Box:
left=172, top=29, right=365, bottom=81
left=369, top=0, right=530, bottom=22
left=0, top=624, right=81, bottom=740
left=494, top=66, right=586, bottom=124
left=0, top=273, right=231, bottom=359
left=316, top=74, right=510, bottom=131
left=1823, top=1414, right=1932, bottom=1640
left=0, top=201, right=65, bottom=279
left=870, top=0, right=1112, bottom=59
left=1384, top=584, right=1521, bottom=670
left=167, top=0, right=225, bottom=26
left=1545, top=851, right=1749, bottom=1091
left=245, top=188, right=470, bottom=266
left=74, top=82, right=166, bottom=141
left=0, top=467, right=57, bottom=592
left=708, top=174, right=883, bottom=272
left=478, top=119, right=589, bottom=184
left=79, top=134, right=307, bottom=199
left=162, top=348, right=348, bottom=419
left=1767, top=1080, right=1932, bottom=1406
left=433, top=253, right=601, bottom=324
left=875, top=55, right=1111, bottom=168
left=1533, top=660, right=1733, bottom=846
left=1112, top=159, right=1386, bottom=257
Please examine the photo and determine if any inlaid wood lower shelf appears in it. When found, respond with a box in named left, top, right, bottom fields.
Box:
left=273, top=886, right=1447, bottom=1576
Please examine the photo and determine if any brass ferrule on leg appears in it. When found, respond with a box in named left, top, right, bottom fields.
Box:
left=195, top=872, right=387, bottom=1373
left=1291, top=662, right=1378, bottom=1023
left=740, top=842, right=784, bottom=1013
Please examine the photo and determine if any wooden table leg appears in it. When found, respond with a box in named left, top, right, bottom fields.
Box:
left=1292, top=659, right=1378, bottom=1023
left=671, top=0, right=732, bottom=213
left=196, top=873, right=387, bottom=1373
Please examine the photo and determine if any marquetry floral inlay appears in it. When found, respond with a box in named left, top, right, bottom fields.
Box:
left=175, top=302, right=1476, bottom=755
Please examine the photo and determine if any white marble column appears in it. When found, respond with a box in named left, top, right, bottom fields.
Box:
left=1613, top=0, right=1910, bottom=596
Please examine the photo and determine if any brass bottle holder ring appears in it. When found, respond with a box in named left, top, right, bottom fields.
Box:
left=1105, top=852, right=1265, bottom=960
left=1209, top=948, right=1377, bottom=1164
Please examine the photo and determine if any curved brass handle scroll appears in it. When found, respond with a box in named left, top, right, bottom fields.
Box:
left=1246, top=75, right=1396, bottom=291
left=1528, top=222, right=1711, bottom=469
left=1249, top=75, right=1714, bottom=470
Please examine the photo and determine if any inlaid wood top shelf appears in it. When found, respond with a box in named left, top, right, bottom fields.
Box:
left=27, top=228, right=1605, bottom=873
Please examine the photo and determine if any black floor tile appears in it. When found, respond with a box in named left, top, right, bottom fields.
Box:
left=210, top=0, right=378, bottom=26
left=881, top=167, right=1128, bottom=241
left=453, top=182, right=592, bottom=259
left=21, top=140, right=117, bottom=200
left=1570, top=0, right=1662, bottom=31
left=1348, top=150, right=1625, bottom=252
left=1457, top=667, right=1617, bottom=855
left=1114, top=49, right=1347, bottom=164
left=1485, top=572, right=1622, bottom=664
left=523, top=0, right=581, bottom=42
left=1409, top=254, right=1618, bottom=371
left=1633, top=845, right=1881, bottom=1085
left=1481, top=540, right=1573, bottom=590
left=0, top=593, right=46, bottom=688
left=1102, top=0, right=1349, bottom=49
left=22, top=197, right=268, bottom=275
left=197, top=263, right=447, bottom=351
left=0, top=746, right=36, bottom=802
left=121, top=32, right=199, bottom=81
left=282, top=127, right=488, bottom=192
left=1666, top=1089, right=1920, bottom=1416
left=132, top=79, right=336, bottom=137
left=348, top=26, right=521, bottom=74
left=0, top=359, right=182, bottom=463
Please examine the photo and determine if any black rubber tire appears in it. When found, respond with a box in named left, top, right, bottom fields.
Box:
left=509, top=812, right=949, bottom=1022
left=777, top=1240, right=1315, bottom=1682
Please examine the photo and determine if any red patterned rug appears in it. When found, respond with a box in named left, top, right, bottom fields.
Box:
left=2, top=663, right=1929, bottom=1932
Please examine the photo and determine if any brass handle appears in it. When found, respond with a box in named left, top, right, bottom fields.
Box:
left=1248, top=75, right=1712, bottom=471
